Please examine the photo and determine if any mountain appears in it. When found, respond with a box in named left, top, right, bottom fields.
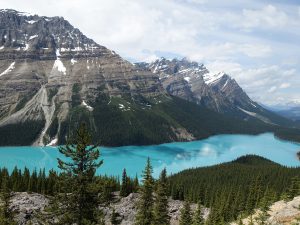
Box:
left=136, top=58, right=296, bottom=127
left=275, top=107, right=300, bottom=121
left=0, top=9, right=299, bottom=146
left=264, top=101, right=300, bottom=122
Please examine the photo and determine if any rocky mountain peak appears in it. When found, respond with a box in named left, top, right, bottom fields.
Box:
left=0, top=9, right=166, bottom=146
left=0, top=9, right=111, bottom=60
left=149, top=57, right=208, bottom=76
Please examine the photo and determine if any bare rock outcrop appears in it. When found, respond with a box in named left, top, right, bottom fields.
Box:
left=231, top=196, right=300, bottom=225
left=8, top=192, right=209, bottom=225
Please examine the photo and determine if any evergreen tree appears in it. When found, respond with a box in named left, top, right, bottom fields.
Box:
left=133, top=174, right=139, bottom=193
left=120, top=169, right=129, bottom=197
left=0, top=173, right=16, bottom=225
left=135, top=158, right=154, bottom=225
left=285, top=176, right=300, bottom=201
left=56, top=123, right=103, bottom=225
left=153, top=168, right=170, bottom=225
left=192, top=201, right=204, bottom=225
left=179, top=201, right=192, bottom=225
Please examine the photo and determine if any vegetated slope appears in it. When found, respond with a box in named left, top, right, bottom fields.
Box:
left=168, top=155, right=300, bottom=224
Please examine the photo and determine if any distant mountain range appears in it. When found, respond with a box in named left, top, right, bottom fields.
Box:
left=263, top=101, right=300, bottom=121
left=0, top=9, right=299, bottom=146
left=274, top=107, right=300, bottom=121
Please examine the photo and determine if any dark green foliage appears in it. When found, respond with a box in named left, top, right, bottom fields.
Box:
left=14, top=92, right=36, bottom=112
left=47, top=87, right=58, bottom=103
left=153, top=168, right=170, bottom=225
left=135, top=158, right=154, bottom=225
left=56, top=123, right=103, bottom=225
left=120, top=169, right=130, bottom=197
left=169, top=155, right=300, bottom=224
left=179, top=201, right=192, bottom=225
left=71, top=83, right=82, bottom=107
left=57, top=94, right=300, bottom=146
left=0, top=170, right=16, bottom=225
left=47, top=117, right=59, bottom=139
left=192, top=201, right=204, bottom=225
left=284, top=176, right=300, bottom=201
left=0, top=120, right=45, bottom=146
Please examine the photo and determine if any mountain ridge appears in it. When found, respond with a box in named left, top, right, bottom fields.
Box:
left=0, top=9, right=299, bottom=146
left=136, top=57, right=297, bottom=128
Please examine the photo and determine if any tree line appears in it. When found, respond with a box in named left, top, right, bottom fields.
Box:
left=0, top=124, right=299, bottom=225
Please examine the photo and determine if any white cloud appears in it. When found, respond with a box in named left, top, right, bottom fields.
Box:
left=268, top=86, right=277, bottom=93
left=229, top=65, right=299, bottom=105
left=240, top=5, right=289, bottom=29
left=279, top=83, right=291, bottom=89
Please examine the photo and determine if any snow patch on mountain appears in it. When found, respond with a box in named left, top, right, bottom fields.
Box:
left=46, top=138, right=58, bottom=146
left=26, top=20, right=37, bottom=24
left=71, top=59, right=77, bottom=65
left=184, top=77, right=191, bottom=82
left=238, top=107, right=275, bottom=125
left=203, top=72, right=225, bottom=85
left=29, top=35, right=38, bottom=40
left=53, top=49, right=66, bottom=75
left=82, top=101, right=93, bottom=111
left=0, top=62, right=15, bottom=77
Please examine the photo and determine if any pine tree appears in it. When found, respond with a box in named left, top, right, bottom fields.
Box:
left=56, top=123, right=103, bottom=225
left=135, top=158, right=154, bottom=225
left=192, top=201, right=204, bottom=225
left=120, top=169, right=129, bottom=197
left=179, top=201, right=192, bottom=225
left=285, top=176, right=300, bottom=201
left=0, top=173, right=16, bottom=225
left=153, top=168, right=170, bottom=225
left=133, top=174, right=139, bottom=193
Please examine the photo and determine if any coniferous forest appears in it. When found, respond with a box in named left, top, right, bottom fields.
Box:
left=0, top=124, right=299, bottom=224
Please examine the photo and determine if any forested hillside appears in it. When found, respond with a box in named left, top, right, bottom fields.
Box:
left=169, top=155, right=300, bottom=224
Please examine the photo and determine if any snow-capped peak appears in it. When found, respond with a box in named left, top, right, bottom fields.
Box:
left=203, top=72, right=225, bottom=85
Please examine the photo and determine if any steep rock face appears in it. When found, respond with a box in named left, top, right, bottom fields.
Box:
left=141, top=58, right=230, bottom=112
left=0, top=9, right=165, bottom=145
left=140, top=57, right=294, bottom=127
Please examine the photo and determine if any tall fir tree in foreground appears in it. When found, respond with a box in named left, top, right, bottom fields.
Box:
left=153, top=168, right=170, bottom=225
left=56, top=123, right=103, bottom=225
left=179, top=201, right=192, bottom=225
left=0, top=172, right=16, bottom=225
left=135, top=158, right=154, bottom=225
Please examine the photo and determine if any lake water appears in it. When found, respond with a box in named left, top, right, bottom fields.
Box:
left=0, top=133, right=299, bottom=178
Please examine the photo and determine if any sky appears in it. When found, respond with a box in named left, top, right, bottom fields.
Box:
left=1, top=0, right=300, bottom=106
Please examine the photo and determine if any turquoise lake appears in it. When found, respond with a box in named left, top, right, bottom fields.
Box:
left=0, top=133, right=299, bottom=178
